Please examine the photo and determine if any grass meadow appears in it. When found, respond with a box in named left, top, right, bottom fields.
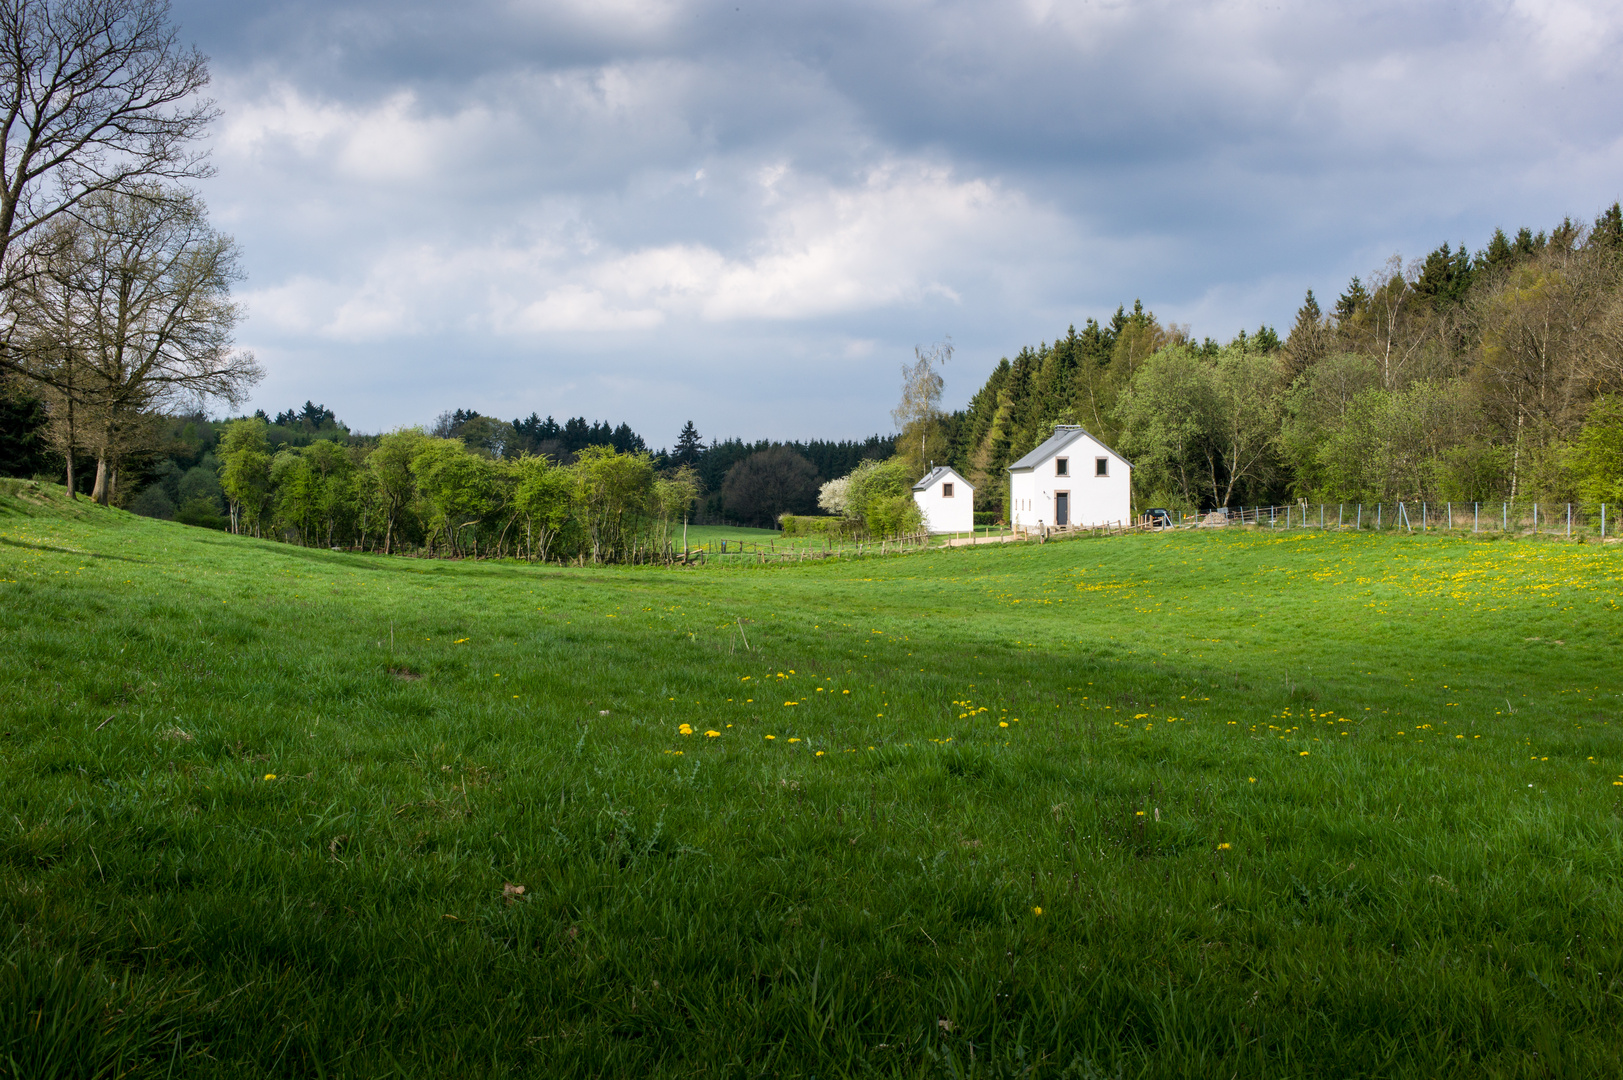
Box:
left=3, top=481, right=1622, bottom=1078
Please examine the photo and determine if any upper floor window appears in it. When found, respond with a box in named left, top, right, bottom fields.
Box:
left=942, top=482, right=954, bottom=498
left=1055, top=457, right=1069, bottom=476
left=1095, top=457, right=1109, bottom=476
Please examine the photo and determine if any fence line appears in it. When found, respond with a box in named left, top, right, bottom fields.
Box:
left=1157, top=501, right=1613, bottom=539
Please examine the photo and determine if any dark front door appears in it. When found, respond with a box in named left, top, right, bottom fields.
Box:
left=1055, top=492, right=1069, bottom=527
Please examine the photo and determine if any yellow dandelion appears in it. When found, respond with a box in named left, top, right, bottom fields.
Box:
left=1299, top=751, right=1309, bottom=756
left=705, top=730, right=720, bottom=737
left=1217, top=842, right=1231, bottom=850
left=765, top=735, right=775, bottom=740
left=1248, top=777, right=1256, bottom=783
left=1135, top=810, right=1145, bottom=816
left=1033, top=906, right=1043, bottom=916
left=264, top=773, right=276, bottom=781
left=999, top=721, right=1009, bottom=728
left=815, top=750, right=825, bottom=756
left=788, top=737, right=800, bottom=743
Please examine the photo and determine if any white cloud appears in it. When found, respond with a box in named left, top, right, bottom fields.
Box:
left=239, top=158, right=1067, bottom=342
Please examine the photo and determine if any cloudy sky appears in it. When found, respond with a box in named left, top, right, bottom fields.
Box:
left=173, top=0, right=1623, bottom=445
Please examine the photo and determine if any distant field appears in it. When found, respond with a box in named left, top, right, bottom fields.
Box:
left=3, top=482, right=1622, bottom=1078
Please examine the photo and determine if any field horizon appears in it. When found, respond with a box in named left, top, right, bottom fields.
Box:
left=3, top=481, right=1622, bottom=1078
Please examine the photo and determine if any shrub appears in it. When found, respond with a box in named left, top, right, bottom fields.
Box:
left=779, top=514, right=860, bottom=539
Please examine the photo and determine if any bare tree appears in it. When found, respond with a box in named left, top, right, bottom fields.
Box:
left=892, top=337, right=952, bottom=476
left=0, top=0, right=214, bottom=386
left=12, top=186, right=257, bottom=501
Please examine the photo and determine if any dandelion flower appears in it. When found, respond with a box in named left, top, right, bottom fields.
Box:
left=264, top=773, right=276, bottom=781
left=788, top=737, right=801, bottom=743
left=999, top=721, right=1009, bottom=728
left=1248, top=777, right=1256, bottom=783
left=765, top=735, right=775, bottom=740
left=815, top=750, right=824, bottom=756
left=678, top=724, right=693, bottom=736
left=1299, top=751, right=1309, bottom=756
left=1217, top=842, right=1231, bottom=850
left=1033, top=906, right=1043, bottom=916
left=705, top=730, right=720, bottom=738
left=1135, top=810, right=1145, bottom=816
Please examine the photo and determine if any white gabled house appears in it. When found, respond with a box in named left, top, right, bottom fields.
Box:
left=911, top=466, right=974, bottom=534
left=1006, top=425, right=1132, bottom=530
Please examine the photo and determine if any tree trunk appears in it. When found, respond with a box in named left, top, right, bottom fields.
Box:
left=91, top=457, right=108, bottom=504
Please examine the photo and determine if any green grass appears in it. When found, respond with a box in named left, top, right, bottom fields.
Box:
left=3, top=481, right=1623, bottom=1078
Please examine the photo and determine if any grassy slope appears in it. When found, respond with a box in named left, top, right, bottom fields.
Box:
left=3, top=482, right=1622, bottom=1078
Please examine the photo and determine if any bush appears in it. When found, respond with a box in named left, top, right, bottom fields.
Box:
left=863, top=493, right=923, bottom=538
left=973, top=511, right=997, bottom=526
left=174, top=495, right=227, bottom=530
left=779, top=514, right=860, bottom=539
left=129, top=484, right=176, bottom=520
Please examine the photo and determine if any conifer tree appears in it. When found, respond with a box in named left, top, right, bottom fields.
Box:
left=673, top=420, right=705, bottom=466
left=1282, top=290, right=1326, bottom=381
left=1332, top=277, right=1369, bottom=324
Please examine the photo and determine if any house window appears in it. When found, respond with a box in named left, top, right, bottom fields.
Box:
left=1055, top=457, right=1068, bottom=476
left=942, top=482, right=954, bottom=498
left=1095, top=457, right=1109, bottom=477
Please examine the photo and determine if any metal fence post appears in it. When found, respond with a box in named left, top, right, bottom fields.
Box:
left=1377, top=504, right=1382, bottom=529
left=1502, top=502, right=1507, bottom=532
left=1567, top=503, right=1572, bottom=538
left=1357, top=504, right=1362, bottom=528
left=1473, top=503, right=1478, bottom=533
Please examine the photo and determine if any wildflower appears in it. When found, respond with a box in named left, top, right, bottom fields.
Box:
left=765, top=735, right=775, bottom=740
left=1299, top=751, right=1309, bottom=756
left=1248, top=777, right=1256, bottom=783
left=678, top=724, right=693, bottom=736
left=264, top=773, right=276, bottom=781
left=1033, top=906, right=1043, bottom=916
left=784, top=701, right=798, bottom=706
left=705, top=730, right=720, bottom=737
left=788, top=737, right=801, bottom=743
left=816, top=750, right=825, bottom=756
left=1217, top=842, right=1231, bottom=850
left=1135, top=810, right=1145, bottom=816
left=999, top=721, right=1009, bottom=728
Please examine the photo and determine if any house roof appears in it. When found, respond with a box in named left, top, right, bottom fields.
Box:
left=911, top=465, right=972, bottom=492
left=1006, top=425, right=1133, bottom=472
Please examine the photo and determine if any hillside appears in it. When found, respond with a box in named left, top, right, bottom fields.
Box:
left=4, top=490, right=1623, bottom=1076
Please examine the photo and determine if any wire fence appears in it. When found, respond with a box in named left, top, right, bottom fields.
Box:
left=1158, top=501, right=1618, bottom=538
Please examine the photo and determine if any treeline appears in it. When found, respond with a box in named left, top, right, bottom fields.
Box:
left=213, top=422, right=698, bottom=563
left=934, top=204, right=1623, bottom=514
left=203, top=418, right=916, bottom=562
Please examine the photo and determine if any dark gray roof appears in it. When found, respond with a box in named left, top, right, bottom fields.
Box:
left=911, top=465, right=972, bottom=492
left=1006, top=425, right=1133, bottom=472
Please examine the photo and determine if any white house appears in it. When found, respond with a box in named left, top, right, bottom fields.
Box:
left=911, top=466, right=974, bottom=534
left=1007, top=425, right=1132, bottom=530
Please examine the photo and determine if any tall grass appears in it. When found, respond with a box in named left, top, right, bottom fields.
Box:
left=2, top=482, right=1621, bottom=1077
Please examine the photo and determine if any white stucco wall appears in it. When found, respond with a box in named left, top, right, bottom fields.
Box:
left=1009, top=434, right=1131, bottom=529
left=913, top=472, right=974, bottom=534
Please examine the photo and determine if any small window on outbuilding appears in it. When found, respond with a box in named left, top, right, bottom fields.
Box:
left=1095, top=457, right=1109, bottom=477
left=1055, top=457, right=1069, bottom=476
left=942, top=482, right=954, bottom=498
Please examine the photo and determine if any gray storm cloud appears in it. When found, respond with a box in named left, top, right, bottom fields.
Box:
left=173, top=0, right=1623, bottom=440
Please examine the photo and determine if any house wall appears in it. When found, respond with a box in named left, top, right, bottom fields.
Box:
left=914, top=476, right=974, bottom=534
left=1009, top=436, right=1131, bottom=529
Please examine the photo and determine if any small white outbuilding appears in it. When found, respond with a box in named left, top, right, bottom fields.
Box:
left=911, top=466, right=974, bottom=534
left=1007, top=424, right=1132, bottom=530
